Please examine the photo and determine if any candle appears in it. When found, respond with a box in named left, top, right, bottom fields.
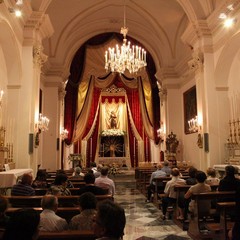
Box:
left=133, top=137, right=135, bottom=156
left=90, top=138, right=92, bottom=157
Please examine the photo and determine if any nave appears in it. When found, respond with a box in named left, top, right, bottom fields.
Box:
left=113, top=173, right=191, bottom=240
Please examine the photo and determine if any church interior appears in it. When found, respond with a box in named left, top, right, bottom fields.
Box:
left=0, top=0, right=240, bottom=239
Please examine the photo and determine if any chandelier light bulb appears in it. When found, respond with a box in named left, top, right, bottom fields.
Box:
left=104, top=2, right=147, bottom=74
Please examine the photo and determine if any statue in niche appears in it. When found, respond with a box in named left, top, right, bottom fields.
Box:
left=109, top=111, right=117, bottom=129
left=166, top=132, right=179, bottom=154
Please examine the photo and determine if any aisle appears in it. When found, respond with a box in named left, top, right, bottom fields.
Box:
left=113, top=172, right=192, bottom=240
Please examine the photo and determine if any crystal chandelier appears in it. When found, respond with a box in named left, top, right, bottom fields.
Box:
left=104, top=1, right=147, bottom=74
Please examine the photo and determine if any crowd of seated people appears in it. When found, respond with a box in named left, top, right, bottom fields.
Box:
left=0, top=193, right=125, bottom=239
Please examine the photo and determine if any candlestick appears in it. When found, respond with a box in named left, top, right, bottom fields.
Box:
left=133, top=137, right=135, bottom=156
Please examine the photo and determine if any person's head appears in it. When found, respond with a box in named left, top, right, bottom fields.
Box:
left=0, top=196, right=8, bottom=214
left=54, top=173, right=68, bottom=186
left=74, top=167, right=81, bottom=175
left=90, top=162, right=97, bottom=168
left=206, top=167, right=216, bottom=178
left=41, top=195, right=58, bottom=212
left=157, top=164, right=162, bottom=170
left=225, top=165, right=236, bottom=177
left=188, top=166, right=198, bottom=178
left=21, top=173, right=33, bottom=185
left=93, top=200, right=126, bottom=239
left=84, top=172, right=95, bottom=184
left=79, top=192, right=97, bottom=211
left=97, top=164, right=103, bottom=171
left=163, top=160, right=169, bottom=167
left=35, top=170, right=47, bottom=181
left=195, top=171, right=207, bottom=183
left=3, top=208, right=40, bottom=240
left=171, top=168, right=180, bottom=177
left=101, top=166, right=109, bottom=176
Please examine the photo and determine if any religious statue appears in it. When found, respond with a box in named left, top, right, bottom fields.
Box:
left=109, top=111, right=117, bottom=129
left=166, top=132, right=179, bottom=154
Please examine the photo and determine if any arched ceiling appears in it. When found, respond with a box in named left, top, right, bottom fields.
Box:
left=32, top=0, right=225, bottom=84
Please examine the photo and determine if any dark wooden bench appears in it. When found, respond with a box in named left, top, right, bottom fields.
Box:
left=35, top=188, right=81, bottom=196
left=37, top=230, right=96, bottom=240
left=5, top=207, right=81, bottom=223
left=208, top=201, right=235, bottom=240
left=6, top=194, right=113, bottom=208
left=187, top=191, right=236, bottom=239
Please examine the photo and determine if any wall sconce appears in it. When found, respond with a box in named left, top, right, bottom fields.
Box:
left=35, top=113, right=50, bottom=147
left=157, top=122, right=165, bottom=143
left=188, top=116, right=203, bottom=148
left=8, top=0, right=23, bottom=17
left=188, top=116, right=200, bottom=133
left=60, top=127, right=68, bottom=140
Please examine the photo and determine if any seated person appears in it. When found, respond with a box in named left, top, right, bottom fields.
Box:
left=32, top=169, right=47, bottom=188
left=78, top=172, right=107, bottom=195
left=184, top=171, right=211, bottom=214
left=69, top=192, right=97, bottom=230
left=95, top=166, right=115, bottom=196
left=205, top=167, right=220, bottom=185
left=218, top=165, right=240, bottom=192
left=161, top=160, right=172, bottom=176
left=146, top=164, right=167, bottom=202
left=39, top=195, right=68, bottom=232
left=47, top=174, right=71, bottom=196
left=161, top=168, right=186, bottom=220
left=94, top=164, right=103, bottom=178
left=0, top=196, right=9, bottom=228
left=177, top=166, right=198, bottom=219
left=11, top=173, right=35, bottom=196
left=71, top=166, right=85, bottom=178
left=56, top=170, right=74, bottom=188
left=2, top=208, right=40, bottom=240
left=93, top=200, right=126, bottom=240
left=185, top=166, right=198, bottom=185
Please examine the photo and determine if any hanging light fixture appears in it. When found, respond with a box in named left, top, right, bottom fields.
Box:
left=104, top=0, right=147, bottom=74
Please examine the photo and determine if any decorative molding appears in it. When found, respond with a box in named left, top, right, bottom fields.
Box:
left=33, top=44, right=48, bottom=68
left=101, top=85, right=126, bottom=95
left=188, top=50, right=204, bottom=72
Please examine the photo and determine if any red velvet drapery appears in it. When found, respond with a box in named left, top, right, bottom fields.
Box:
left=64, top=33, right=160, bottom=167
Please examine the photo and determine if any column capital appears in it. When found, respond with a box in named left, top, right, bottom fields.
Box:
left=188, top=50, right=204, bottom=73
left=33, top=44, right=48, bottom=68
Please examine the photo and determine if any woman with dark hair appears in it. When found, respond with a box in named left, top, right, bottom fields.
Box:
left=3, top=208, right=40, bottom=240
left=32, top=170, right=47, bottom=188
left=93, top=200, right=126, bottom=240
left=47, top=174, right=71, bottom=196
left=184, top=171, right=211, bottom=213
left=69, top=192, right=97, bottom=230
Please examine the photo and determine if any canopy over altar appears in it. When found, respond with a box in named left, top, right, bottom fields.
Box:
left=64, top=35, right=161, bottom=168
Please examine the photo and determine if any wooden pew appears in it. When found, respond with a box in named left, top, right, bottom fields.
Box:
left=207, top=201, right=235, bottom=240
left=35, top=188, right=81, bottom=196
left=6, top=194, right=113, bottom=208
left=37, top=230, right=96, bottom=240
left=5, top=207, right=80, bottom=223
left=188, top=191, right=236, bottom=239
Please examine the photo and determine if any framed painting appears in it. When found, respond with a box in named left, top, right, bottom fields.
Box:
left=184, top=86, right=197, bottom=134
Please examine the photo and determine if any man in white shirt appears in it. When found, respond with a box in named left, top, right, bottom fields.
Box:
left=95, top=166, right=115, bottom=196
left=39, top=195, right=68, bottom=232
left=161, top=168, right=186, bottom=220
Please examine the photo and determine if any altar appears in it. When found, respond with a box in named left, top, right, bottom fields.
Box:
left=97, top=157, right=130, bottom=168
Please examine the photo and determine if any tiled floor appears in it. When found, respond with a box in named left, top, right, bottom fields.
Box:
left=113, top=172, right=192, bottom=240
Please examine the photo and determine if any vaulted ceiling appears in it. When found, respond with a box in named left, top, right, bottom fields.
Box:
left=31, top=0, right=228, bottom=85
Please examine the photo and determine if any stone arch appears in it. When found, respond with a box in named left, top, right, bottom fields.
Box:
left=0, top=19, right=22, bottom=86
left=215, top=31, right=240, bottom=88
